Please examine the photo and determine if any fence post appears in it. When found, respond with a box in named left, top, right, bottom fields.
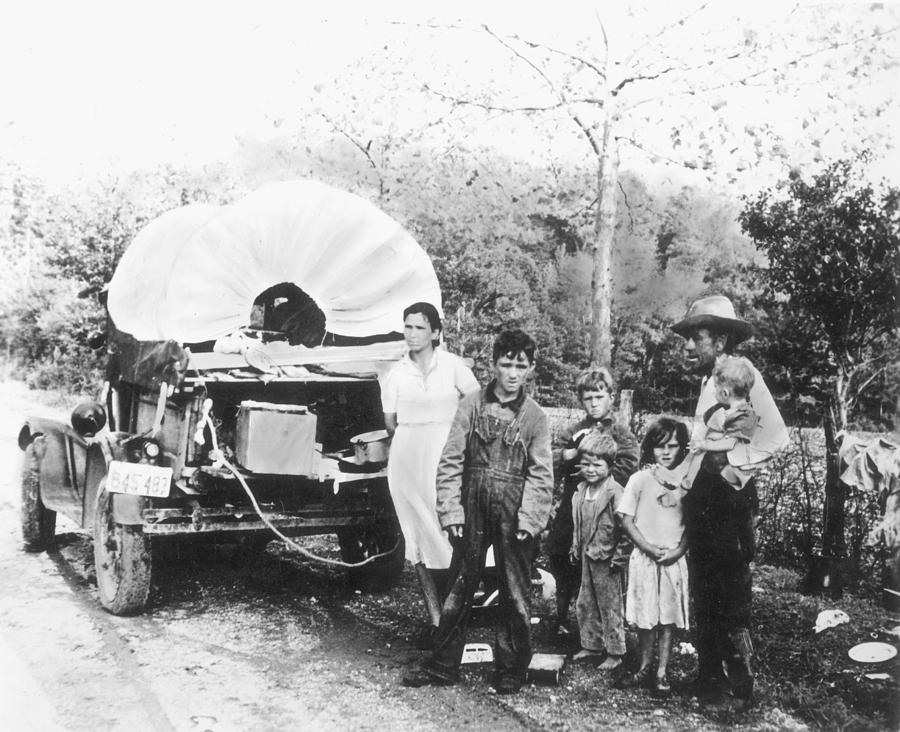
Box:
left=618, top=389, right=633, bottom=428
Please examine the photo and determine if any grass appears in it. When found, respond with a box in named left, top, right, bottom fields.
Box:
left=752, top=564, right=899, bottom=730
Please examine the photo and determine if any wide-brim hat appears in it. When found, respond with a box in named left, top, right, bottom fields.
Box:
left=671, top=295, right=754, bottom=343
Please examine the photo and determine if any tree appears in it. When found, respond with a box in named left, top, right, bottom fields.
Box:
left=406, top=4, right=899, bottom=365
left=739, top=155, right=900, bottom=567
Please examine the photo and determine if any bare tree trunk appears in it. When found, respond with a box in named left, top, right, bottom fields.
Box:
left=589, top=114, right=618, bottom=367
left=807, top=381, right=849, bottom=597
left=821, top=395, right=846, bottom=559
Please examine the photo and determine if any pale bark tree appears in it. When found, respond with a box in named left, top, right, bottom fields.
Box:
left=411, top=4, right=899, bottom=365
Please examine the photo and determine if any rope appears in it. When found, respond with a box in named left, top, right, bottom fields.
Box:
left=216, top=452, right=400, bottom=570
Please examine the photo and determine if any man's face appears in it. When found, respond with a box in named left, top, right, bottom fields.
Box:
left=493, top=352, right=533, bottom=400
left=580, top=387, right=613, bottom=422
left=683, top=328, right=723, bottom=375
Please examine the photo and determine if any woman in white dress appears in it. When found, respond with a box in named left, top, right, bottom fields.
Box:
left=381, top=302, right=479, bottom=643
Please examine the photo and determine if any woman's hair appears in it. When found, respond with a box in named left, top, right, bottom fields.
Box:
left=578, top=433, right=618, bottom=466
left=714, top=356, right=755, bottom=399
left=640, top=417, right=690, bottom=466
left=403, top=302, right=442, bottom=347
left=575, top=366, right=615, bottom=397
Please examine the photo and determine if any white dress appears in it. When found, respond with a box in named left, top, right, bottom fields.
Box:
left=380, top=348, right=479, bottom=568
left=619, top=466, right=690, bottom=630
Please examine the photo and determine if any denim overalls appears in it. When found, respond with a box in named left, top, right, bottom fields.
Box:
left=426, top=393, right=538, bottom=683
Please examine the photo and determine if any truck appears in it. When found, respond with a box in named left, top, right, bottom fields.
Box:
left=18, top=180, right=443, bottom=615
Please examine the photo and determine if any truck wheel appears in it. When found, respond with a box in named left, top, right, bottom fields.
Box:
left=337, top=522, right=405, bottom=590
left=93, top=479, right=151, bottom=615
left=21, top=439, right=56, bottom=552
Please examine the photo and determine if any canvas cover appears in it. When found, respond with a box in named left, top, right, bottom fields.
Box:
left=107, top=180, right=442, bottom=343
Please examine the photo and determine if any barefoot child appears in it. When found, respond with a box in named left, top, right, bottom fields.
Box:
left=547, top=368, right=638, bottom=638
left=617, top=418, right=691, bottom=696
left=569, top=433, right=628, bottom=669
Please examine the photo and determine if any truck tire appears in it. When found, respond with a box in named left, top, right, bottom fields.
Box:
left=93, top=479, right=152, bottom=615
left=21, top=439, right=57, bottom=552
left=337, top=522, right=405, bottom=591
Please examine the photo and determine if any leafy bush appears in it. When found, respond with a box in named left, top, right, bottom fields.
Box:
left=755, top=428, right=886, bottom=588
left=5, top=275, right=105, bottom=395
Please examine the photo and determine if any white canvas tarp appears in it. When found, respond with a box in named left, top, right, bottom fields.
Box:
left=107, top=180, right=442, bottom=343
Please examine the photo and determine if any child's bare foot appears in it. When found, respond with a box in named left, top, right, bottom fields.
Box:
left=572, top=649, right=604, bottom=661
left=598, top=654, right=622, bottom=670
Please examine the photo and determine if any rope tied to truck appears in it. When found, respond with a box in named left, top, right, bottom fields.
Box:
left=218, top=453, right=401, bottom=570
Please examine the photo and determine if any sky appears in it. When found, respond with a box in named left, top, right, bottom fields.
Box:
left=2, top=1, right=897, bottom=188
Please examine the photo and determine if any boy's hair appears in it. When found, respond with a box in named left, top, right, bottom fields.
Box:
left=492, top=329, right=536, bottom=364
left=577, top=433, right=618, bottom=466
left=714, top=356, right=755, bottom=399
left=575, top=366, right=615, bottom=397
left=640, top=417, right=690, bottom=466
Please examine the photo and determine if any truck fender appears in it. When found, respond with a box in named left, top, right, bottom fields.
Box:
left=18, top=424, right=42, bottom=452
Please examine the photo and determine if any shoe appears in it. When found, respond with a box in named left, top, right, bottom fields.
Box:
left=652, top=674, right=671, bottom=697
left=495, top=675, right=523, bottom=695
left=402, top=668, right=455, bottom=688
left=614, top=665, right=654, bottom=689
left=689, top=675, right=727, bottom=701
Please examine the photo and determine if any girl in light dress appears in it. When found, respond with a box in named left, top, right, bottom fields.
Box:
left=616, top=417, right=691, bottom=697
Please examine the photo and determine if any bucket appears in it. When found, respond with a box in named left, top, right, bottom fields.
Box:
left=351, top=429, right=390, bottom=464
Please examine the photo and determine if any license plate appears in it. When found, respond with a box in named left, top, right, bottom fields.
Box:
left=107, top=461, right=172, bottom=498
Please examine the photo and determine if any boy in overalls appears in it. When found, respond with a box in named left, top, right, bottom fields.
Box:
left=402, top=330, right=554, bottom=695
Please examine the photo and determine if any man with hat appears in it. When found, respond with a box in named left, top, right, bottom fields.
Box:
left=671, top=295, right=788, bottom=712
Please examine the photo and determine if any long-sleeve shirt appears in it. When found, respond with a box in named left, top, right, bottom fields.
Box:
left=571, top=476, right=628, bottom=566
left=693, top=356, right=789, bottom=469
left=435, top=385, right=554, bottom=538
left=552, top=415, right=639, bottom=489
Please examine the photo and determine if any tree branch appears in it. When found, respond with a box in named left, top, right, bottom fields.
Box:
left=321, top=114, right=385, bottom=197
left=618, top=180, right=634, bottom=230
left=621, top=2, right=710, bottom=68
left=623, top=23, right=900, bottom=112
left=626, top=23, right=900, bottom=110
left=571, top=113, right=603, bottom=159
left=616, top=135, right=701, bottom=171
left=422, top=84, right=568, bottom=113
left=482, top=24, right=564, bottom=99
left=851, top=363, right=889, bottom=401
left=615, top=51, right=742, bottom=94
left=728, top=24, right=900, bottom=88
left=423, top=84, right=605, bottom=112
left=596, top=11, right=610, bottom=70
left=511, top=35, right=606, bottom=81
